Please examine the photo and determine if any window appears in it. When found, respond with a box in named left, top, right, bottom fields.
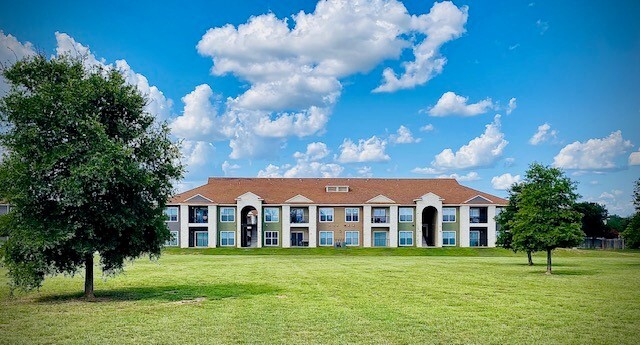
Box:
left=265, top=231, right=279, bottom=246
left=345, top=231, right=359, bottom=246
left=194, top=231, right=208, bottom=247
left=345, top=208, right=359, bottom=222
left=220, top=207, right=235, bottom=222
left=442, top=208, right=456, bottom=222
left=372, top=208, right=388, bottom=223
left=469, top=231, right=480, bottom=247
left=319, top=231, right=334, bottom=246
left=443, top=231, right=456, bottom=246
left=220, top=231, right=235, bottom=247
left=325, top=186, right=349, bottom=192
left=264, top=208, right=279, bottom=223
left=189, top=206, right=208, bottom=223
left=319, top=208, right=334, bottom=222
left=399, top=231, right=413, bottom=246
left=470, top=207, right=488, bottom=223
left=373, top=231, right=388, bottom=247
left=399, top=208, right=413, bottom=223
left=164, top=207, right=178, bottom=222
left=290, top=208, right=307, bottom=223
left=165, top=230, right=179, bottom=246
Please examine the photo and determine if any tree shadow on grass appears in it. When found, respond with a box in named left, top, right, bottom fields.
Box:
left=35, top=283, right=280, bottom=304
left=526, top=269, right=596, bottom=276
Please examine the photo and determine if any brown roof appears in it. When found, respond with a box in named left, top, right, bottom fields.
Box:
left=170, top=178, right=507, bottom=205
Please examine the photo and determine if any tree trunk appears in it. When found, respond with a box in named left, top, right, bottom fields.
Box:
left=84, top=254, right=95, bottom=300
left=527, top=251, right=534, bottom=266
left=546, top=248, right=552, bottom=275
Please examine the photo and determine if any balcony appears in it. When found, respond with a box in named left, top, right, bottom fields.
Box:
left=188, top=206, right=209, bottom=224
left=290, top=215, right=310, bottom=224
left=371, top=216, right=390, bottom=224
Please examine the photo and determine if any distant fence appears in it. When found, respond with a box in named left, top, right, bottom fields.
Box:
left=578, top=238, right=625, bottom=250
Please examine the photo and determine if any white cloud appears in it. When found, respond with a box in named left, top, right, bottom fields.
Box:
left=506, top=97, right=517, bottom=114
left=357, top=166, right=373, bottom=177
left=508, top=44, right=520, bottom=51
left=529, top=123, right=557, bottom=145
left=491, top=173, right=521, bottom=190
left=629, top=149, right=640, bottom=166
left=414, top=115, right=508, bottom=172
left=536, top=19, right=549, bottom=35
left=420, top=124, right=434, bottom=132
left=390, top=125, right=421, bottom=144
left=553, top=131, right=633, bottom=170
left=0, top=31, right=36, bottom=95
left=588, top=189, right=634, bottom=217
left=337, top=135, right=390, bottom=163
left=257, top=141, right=342, bottom=178
left=504, top=157, right=516, bottom=167
left=427, top=91, right=494, bottom=117
left=437, top=172, right=480, bottom=181
left=180, top=140, right=214, bottom=169
left=221, top=161, right=240, bottom=176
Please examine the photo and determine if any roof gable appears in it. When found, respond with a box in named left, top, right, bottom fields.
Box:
left=464, top=195, right=494, bottom=204
left=183, top=194, right=213, bottom=203
left=235, top=191, right=263, bottom=201
left=285, top=194, right=314, bottom=203
left=366, top=194, right=395, bottom=203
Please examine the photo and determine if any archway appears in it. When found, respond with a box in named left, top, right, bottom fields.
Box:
left=422, top=206, right=437, bottom=247
left=240, top=206, right=258, bottom=248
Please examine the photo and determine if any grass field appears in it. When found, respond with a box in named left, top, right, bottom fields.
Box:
left=1, top=248, right=639, bottom=344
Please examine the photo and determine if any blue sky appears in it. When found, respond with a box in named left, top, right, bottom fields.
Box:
left=1, top=1, right=639, bottom=215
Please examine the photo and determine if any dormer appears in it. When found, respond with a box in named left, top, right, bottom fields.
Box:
left=325, top=185, right=349, bottom=192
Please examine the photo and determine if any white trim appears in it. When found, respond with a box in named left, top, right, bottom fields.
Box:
left=398, top=207, right=414, bottom=223
left=264, top=231, right=279, bottom=246
left=469, top=230, right=481, bottom=247
left=345, top=208, right=360, bottom=222
left=220, top=231, right=236, bottom=247
left=319, top=207, right=334, bottom=222
left=194, top=231, right=208, bottom=248
left=442, top=231, right=456, bottom=246
left=319, top=231, right=334, bottom=246
left=344, top=231, right=360, bottom=246
left=398, top=231, right=413, bottom=247
left=263, top=207, right=280, bottom=223
left=442, top=207, right=457, bottom=223
left=184, top=193, right=213, bottom=203
left=366, top=194, right=395, bottom=203
left=219, top=207, right=236, bottom=222
left=235, top=192, right=264, bottom=201
left=325, top=186, right=349, bottom=192
left=284, top=194, right=314, bottom=203
left=372, top=230, right=388, bottom=247
left=463, top=194, right=494, bottom=204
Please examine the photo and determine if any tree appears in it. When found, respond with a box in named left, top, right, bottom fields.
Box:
left=623, top=178, right=640, bottom=249
left=0, top=55, right=183, bottom=299
left=509, top=163, right=583, bottom=274
left=605, top=215, right=629, bottom=239
left=574, top=202, right=608, bottom=246
left=496, top=183, right=538, bottom=265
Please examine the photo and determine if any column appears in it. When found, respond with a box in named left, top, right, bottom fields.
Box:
left=282, top=205, right=291, bottom=248
left=363, top=205, right=372, bottom=247
left=389, top=205, right=398, bottom=248
left=179, top=205, right=189, bottom=248
left=257, top=207, right=262, bottom=248
left=435, top=205, right=443, bottom=248
left=487, top=206, right=497, bottom=247
left=415, top=206, right=423, bottom=247
left=208, top=205, right=217, bottom=248
left=308, top=206, right=317, bottom=247
left=460, top=206, right=470, bottom=247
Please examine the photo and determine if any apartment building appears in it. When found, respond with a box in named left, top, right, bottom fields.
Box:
left=165, top=178, right=507, bottom=249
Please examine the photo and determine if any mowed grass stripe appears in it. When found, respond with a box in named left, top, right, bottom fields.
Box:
left=1, top=251, right=639, bottom=344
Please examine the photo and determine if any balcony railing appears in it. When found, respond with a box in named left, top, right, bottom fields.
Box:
left=470, top=217, right=488, bottom=224
left=371, top=216, right=390, bottom=223
left=290, top=215, right=310, bottom=224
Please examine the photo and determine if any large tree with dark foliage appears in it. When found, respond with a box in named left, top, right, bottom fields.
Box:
left=574, top=202, right=608, bottom=245
left=506, top=163, right=583, bottom=274
left=0, top=55, right=183, bottom=299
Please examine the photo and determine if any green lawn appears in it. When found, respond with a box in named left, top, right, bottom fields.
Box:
left=1, top=248, right=639, bottom=344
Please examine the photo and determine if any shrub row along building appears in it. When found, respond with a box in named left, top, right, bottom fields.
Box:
left=166, top=178, right=507, bottom=249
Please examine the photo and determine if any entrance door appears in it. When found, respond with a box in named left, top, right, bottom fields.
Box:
left=373, top=231, right=388, bottom=247
left=469, top=231, right=480, bottom=247
left=194, top=231, right=208, bottom=247
left=291, top=232, right=303, bottom=247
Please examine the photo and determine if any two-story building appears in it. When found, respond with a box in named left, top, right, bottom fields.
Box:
left=165, top=178, right=507, bottom=248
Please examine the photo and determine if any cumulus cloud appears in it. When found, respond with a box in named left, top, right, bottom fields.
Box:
left=587, top=189, right=634, bottom=217
left=0, top=31, right=36, bottom=95
left=437, top=172, right=480, bottom=181
left=529, top=123, right=557, bottom=145
left=426, top=91, right=494, bottom=117
left=180, top=140, right=214, bottom=169
left=491, top=173, right=521, bottom=190
left=221, top=161, right=241, bottom=176
left=420, top=124, right=435, bottom=132
left=390, top=125, right=421, bottom=144
left=357, top=166, right=373, bottom=177
left=506, top=97, right=517, bottom=114
left=629, top=149, right=640, bottom=166
left=553, top=131, right=633, bottom=170
left=337, top=135, right=390, bottom=163
left=413, top=115, right=508, bottom=173
left=257, top=142, right=343, bottom=178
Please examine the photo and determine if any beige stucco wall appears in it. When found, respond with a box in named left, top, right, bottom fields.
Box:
left=317, top=206, right=363, bottom=245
